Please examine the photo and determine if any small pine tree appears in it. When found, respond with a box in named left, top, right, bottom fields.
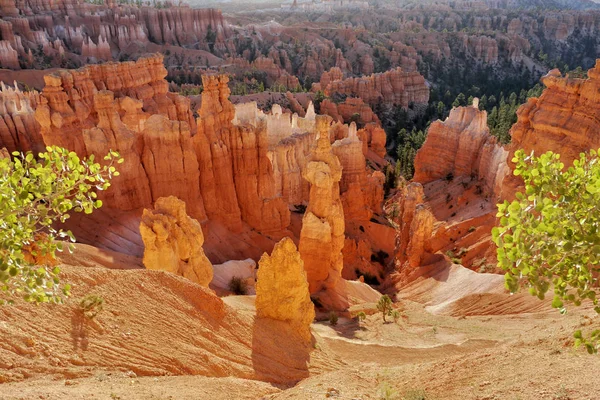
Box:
left=377, top=295, right=393, bottom=322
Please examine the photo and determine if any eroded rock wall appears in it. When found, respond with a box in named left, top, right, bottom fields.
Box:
left=320, top=67, right=429, bottom=108
left=413, top=104, right=508, bottom=198
left=502, top=62, right=600, bottom=199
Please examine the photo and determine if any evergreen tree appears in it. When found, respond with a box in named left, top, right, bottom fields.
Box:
left=452, top=93, right=466, bottom=108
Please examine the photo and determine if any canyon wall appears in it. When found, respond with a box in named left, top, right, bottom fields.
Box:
left=0, top=81, right=44, bottom=153
left=502, top=62, right=600, bottom=198
left=386, top=103, right=508, bottom=283
left=332, top=123, right=384, bottom=221
left=0, top=54, right=388, bottom=278
left=0, top=0, right=232, bottom=69
left=0, top=54, right=291, bottom=233
left=389, top=61, right=600, bottom=283
left=317, top=67, right=430, bottom=108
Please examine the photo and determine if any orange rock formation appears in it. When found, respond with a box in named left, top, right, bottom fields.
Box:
left=319, top=97, right=381, bottom=126
left=386, top=104, right=508, bottom=282
left=414, top=103, right=508, bottom=197
left=332, top=123, right=384, bottom=221
left=299, top=115, right=348, bottom=310
left=0, top=1, right=232, bottom=68
left=387, top=183, right=434, bottom=270
left=256, top=237, right=315, bottom=342
left=0, top=80, right=44, bottom=153
left=0, top=54, right=389, bottom=294
left=502, top=62, right=600, bottom=199
left=357, top=123, right=387, bottom=159
left=3, top=54, right=291, bottom=234
left=320, top=67, right=429, bottom=108
left=140, top=196, right=213, bottom=287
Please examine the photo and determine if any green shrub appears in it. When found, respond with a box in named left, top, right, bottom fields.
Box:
left=80, top=295, right=104, bottom=319
left=329, top=311, right=338, bottom=326
left=378, top=381, right=399, bottom=400
left=402, top=388, right=430, bottom=400
left=228, top=276, right=248, bottom=295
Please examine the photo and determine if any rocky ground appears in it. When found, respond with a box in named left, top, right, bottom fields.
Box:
left=1, top=255, right=599, bottom=400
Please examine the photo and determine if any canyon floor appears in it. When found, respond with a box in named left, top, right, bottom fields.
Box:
left=1, top=257, right=599, bottom=400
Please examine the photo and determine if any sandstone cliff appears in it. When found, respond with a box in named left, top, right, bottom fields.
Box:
left=140, top=196, right=213, bottom=287
left=357, top=123, right=387, bottom=159
left=0, top=81, right=44, bottom=153
left=502, top=62, right=600, bottom=199
left=0, top=1, right=232, bottom=69
left=414, top=103, right=508, bottom=198
left=32, top=54, right=205, bottom=218
left=385, top=104, right=508, bottom=283
left=12, top=54, right=291, bottom=234
left=386, top=183, right=434, bottom=271
left=332, top=123, right=384, bottom=221
left=319, top=97, right=381, bottom=127
left=320, top=67, right=429, bottom=108
left=256, top=237, right=315, bottom=342
left=0, top=54, right=388, bottom=278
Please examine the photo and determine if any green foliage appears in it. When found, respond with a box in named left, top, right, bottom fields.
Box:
left=391, top=310, right=401, bottom=323
left=80, top=294, right=104, bottom=319
left=0, top=146, right=122, bottom=305
left=452, top=93, right=466, bottom=108
left=378, top=381, right=399, bottom=400
left=487, top=85, right=543, bottom=144
left=493, top=149, right=600, bottom=352
left=313, top=90, right=326, bottom=112
left=228, top=276, right=248, bottom=295
left=178, top=86, right=203, bottom=96
left=328, top=311, right=339, bottom=326
left=356, top=311, right=367, bottom=321
left=396, top=128, right=426, bottom=179
left=402, top=388, right=430, bottom=400
left=377, top=295, right=394, bottom=322
left=205, top=24, right=217, bottom=53
left=445, top=250, right=462, bottom=265
left=566, top=66, right=588, bottom=79
left=384, top=164, right=399, bottom=197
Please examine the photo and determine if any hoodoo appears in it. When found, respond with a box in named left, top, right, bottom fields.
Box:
left=299, top=115, right=348, bottom=310
left=256, top=237, right=315, bottom=342
left=140, top=196, right=213, bottom=287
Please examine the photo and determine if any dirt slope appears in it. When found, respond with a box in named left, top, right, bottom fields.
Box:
left=0, top=265, right=340, bottom=385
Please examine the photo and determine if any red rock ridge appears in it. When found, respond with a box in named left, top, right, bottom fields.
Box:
left=0, top=1, right=232, bottom=68
left=320, top=67, right=429, bottom=108
left=502, top=61, right=600, bottom=199
left=414, top=104, right=508, bottom=197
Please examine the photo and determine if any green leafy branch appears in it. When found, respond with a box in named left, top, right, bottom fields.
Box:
left=0, top=146, right=123, bottom=304
left=493, top=148, right=600, bottom=352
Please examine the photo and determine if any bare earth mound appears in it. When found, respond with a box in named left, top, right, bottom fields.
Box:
left=0, top=265, right=340, bottom=386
